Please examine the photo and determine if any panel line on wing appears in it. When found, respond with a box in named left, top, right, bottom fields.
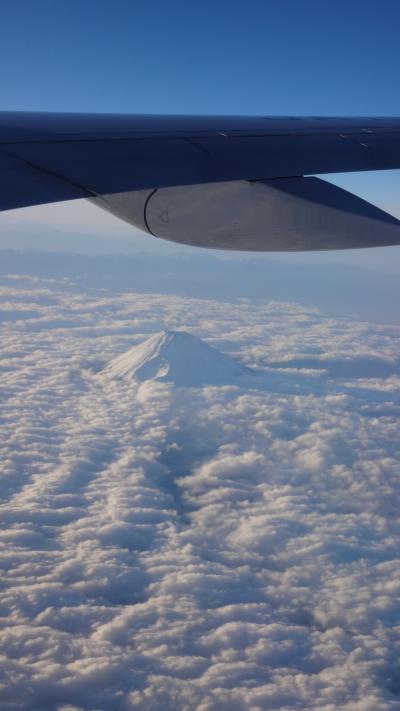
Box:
left=0, top=146, right=95, bottom=199
left=143, top=189, right=158, bottom=236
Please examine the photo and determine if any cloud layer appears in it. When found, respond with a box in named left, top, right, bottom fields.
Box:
left=1, top=269, right=400, bottom=709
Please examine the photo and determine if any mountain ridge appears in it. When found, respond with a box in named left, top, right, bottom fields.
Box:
left=98, top=330, right=252, bottom=386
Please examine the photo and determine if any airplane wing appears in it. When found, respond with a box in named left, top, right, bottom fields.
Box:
left=1, top=112, right=400, bottom=251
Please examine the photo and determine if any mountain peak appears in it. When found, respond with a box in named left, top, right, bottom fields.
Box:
left=99, top=330, right=250, bottom=386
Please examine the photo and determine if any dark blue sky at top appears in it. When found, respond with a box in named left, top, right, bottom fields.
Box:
left=1, top=0, right=400, bottom=116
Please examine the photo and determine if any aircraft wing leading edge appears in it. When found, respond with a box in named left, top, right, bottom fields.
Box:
left=1, top=112, right=400, bottom=251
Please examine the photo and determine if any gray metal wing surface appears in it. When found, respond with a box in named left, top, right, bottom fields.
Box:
left=1, top=112, right=400, bottom=250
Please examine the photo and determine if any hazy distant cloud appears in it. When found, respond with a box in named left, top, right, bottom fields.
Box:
left=0, top=272, right=400, bottom=709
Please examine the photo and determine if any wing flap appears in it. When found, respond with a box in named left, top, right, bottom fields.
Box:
left=93, top=177, right=400, bottom=251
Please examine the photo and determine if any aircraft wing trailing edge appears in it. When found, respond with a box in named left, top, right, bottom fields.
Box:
left=1, top=112, right=400, bottom=251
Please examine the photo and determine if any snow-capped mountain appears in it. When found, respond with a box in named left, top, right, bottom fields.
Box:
left=99, top=330, right=252, bottom=386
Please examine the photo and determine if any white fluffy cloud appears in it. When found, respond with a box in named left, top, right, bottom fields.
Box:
left=0, top=268, right=400, bottom=710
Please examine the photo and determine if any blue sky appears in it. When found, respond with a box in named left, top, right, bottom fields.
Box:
left=2, top=0, right=400, bottom=116
left=0, top=0, right=399, bottom=261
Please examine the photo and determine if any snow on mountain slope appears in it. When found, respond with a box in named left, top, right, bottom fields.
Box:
left=99, top=330, right=252, bottom=386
